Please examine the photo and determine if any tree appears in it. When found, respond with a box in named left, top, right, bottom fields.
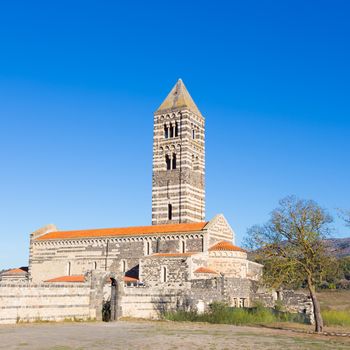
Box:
left=339, top=209, right=350, bottom=227
left=339, top=256, right=350, bottom=280
left=245, top=196, right=333, bottom=333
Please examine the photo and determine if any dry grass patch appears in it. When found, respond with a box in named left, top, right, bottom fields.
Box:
left=317, top=290, right=350, bottom=311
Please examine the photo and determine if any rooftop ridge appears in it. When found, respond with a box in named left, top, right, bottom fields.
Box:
left=208, top=240, right=246, bottom=252
left=36, top=221, right=208, bottom=241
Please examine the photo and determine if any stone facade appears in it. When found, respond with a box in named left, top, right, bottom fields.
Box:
left=29, top=222, right=209, bottom=283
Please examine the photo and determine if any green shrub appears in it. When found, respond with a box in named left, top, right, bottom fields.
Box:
left=164, top=303, right=305, bottom=325
left=164, top=310, right=199, bottom=322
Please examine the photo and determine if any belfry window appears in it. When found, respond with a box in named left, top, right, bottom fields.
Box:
left=170, top=123, right=174, bottom=138
left=175, top=122, right=179, bottom=137
left=168, top=204, right=172, bottom=220
left=164, top=125, right=169, bottom=139
left=172, top=153, right=177, bottom=170
left=165, top=155, right=171, bottom=170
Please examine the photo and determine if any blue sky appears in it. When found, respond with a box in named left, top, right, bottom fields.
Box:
left=0, top=1, right=349, bottom=269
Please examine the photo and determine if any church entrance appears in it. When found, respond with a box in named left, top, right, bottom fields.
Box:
left=102, top=277, right=119, bottom=322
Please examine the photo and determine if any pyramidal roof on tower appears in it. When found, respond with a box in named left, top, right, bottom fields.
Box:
left=155, top=79, right=202, bottom=116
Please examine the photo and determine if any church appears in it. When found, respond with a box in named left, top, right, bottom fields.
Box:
left=28, top=79, right=262, bottom=289
left=0, top=81, right=312, bottom=323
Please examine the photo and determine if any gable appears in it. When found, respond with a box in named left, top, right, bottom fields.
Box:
left=205, top=214, right=235, bottom=246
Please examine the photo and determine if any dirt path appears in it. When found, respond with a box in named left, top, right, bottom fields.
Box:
left=0, top=320, right=349, bottom=350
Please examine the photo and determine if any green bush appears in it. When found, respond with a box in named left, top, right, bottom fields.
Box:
left=164, top=302, right=304, bottom=325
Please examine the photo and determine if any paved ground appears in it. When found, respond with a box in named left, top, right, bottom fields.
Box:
left=0, top=320, right=349, bottom=350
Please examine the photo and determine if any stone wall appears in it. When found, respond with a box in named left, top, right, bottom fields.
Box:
left=247, top=261, right=263, bottom=280
left=120, top=277, right=314, bottom=323
left=120, top=280, right=222, bottom=319
left=140, top=256, right=191, bottom=286
left=0, top=274, right=315, bottom=325
left=121, top=287, right=181, bottom=319
left=251, top=288, right=314, bottom=324
left=119, top=276, right=255, bottom=319
left=0, top=282, right=93, bottom=324
left=209, top=255, right=247, bottom=278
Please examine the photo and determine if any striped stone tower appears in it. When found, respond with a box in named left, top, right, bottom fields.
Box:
left=152, top=79, right=205, bottom=225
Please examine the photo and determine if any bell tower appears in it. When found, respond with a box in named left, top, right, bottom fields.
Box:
left=152, top=79, right=205, bottom=225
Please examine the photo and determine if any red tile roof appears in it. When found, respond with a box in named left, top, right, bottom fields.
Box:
left=209, top=241, right=246, bottom=252
left=0, top=267, right=28, bottom=276
left=2, top=267, right=28, bottom=275
left=36, top=222, right=208, bottom=241
left=45, top=275, right=140, bottom=283
left=124, top=276, right=139, bottom=282
left=45, top=275, right=85, bottom=283
left=194, top=267, right=219, bottom=274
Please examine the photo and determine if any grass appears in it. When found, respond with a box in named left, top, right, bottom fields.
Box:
left=317, top=290, right=350, bottom=311
left=322, top=310, right=350, bottom=327
left=317, top=290, right=350, bottom=328
left=164, top=302, right=305, bottom=326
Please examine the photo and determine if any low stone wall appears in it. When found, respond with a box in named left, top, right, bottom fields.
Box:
left=252, top=288, right=314, bottom=324
left=0, top=282, right=94, bottom=324
left=121, top=287, right=181, bottom=319
left=120, top=277, right=252, bottom=318
left=0, top=274, right=315, bottom=325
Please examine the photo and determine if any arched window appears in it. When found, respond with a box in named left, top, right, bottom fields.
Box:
left=121, top=260, right=127, bottom=273
left=165, top=155, right=171, bottom=170
left=192, top=129, right=195, bottom=139
left=175, top=122, right=179, bottom=137
left=181, top=240, right=186, bottom=253
left=164, top=124, right=169, bottom=139
left=145, top=241, right=151, bottom=255
left=161, top=266, right=167, bottom=282
left=170, top=123, right=174, bottom=138
left=172, top=153, right=176, bottom=170
left=92, top=261, right=97, bottom=270
left=168, top=204, right=172, bottom=220
left=66, top=262, right=71, bottom=276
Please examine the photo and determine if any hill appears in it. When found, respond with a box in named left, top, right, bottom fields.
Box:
left=247, top=237, right=350, bottom=260
left=325, top=237, right=350, bottom=258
